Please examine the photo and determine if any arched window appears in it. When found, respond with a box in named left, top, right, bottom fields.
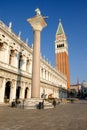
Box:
left=4, top=81, right=11, bottom=103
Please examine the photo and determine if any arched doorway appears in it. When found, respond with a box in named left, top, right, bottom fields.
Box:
left=4, top=81, right=11, bottom=103
left=16, top=86, right=21, bottom=99
left=25, top=87, right=28, bottom=99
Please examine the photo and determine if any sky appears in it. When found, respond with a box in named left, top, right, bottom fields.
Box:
left=0, top=0, right=87, bottom=84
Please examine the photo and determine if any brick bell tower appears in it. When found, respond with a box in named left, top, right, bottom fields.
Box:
left=55, top=20, right=70, bottom=89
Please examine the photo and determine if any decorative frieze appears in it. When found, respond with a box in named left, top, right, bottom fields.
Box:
left=0, top=42, right=7, bottom=50
left=0, top=70, right=17, bottom=79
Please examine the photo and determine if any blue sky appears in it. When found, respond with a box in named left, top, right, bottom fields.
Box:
left=0, top=0, right=87, bottom=84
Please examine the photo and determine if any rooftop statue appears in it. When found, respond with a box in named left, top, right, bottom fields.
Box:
left=18, top=31, right=21, bottom=38
left=35, top=8, right=41, bottom=16
left=9, top=22, right=12, bottom=29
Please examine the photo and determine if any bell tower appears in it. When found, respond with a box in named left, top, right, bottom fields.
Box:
left=55, top=20, right=70, bottom=89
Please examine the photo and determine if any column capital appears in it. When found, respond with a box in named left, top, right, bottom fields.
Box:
left=27, top=15, right=47, bottom=31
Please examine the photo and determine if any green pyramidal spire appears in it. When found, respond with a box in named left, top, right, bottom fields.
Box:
left=56, top=20, right=65, bottom=35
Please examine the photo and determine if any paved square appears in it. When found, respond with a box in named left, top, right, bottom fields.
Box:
left=0, top=101, right=87, bottom=130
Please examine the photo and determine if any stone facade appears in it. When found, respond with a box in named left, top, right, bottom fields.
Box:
left=0, top=20, right=67, bottom=103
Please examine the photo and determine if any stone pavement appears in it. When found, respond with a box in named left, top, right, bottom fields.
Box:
left=0, top=100, right=87, bottom=130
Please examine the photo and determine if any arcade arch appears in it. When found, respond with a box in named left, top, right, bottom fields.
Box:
left=4, top=81, right=11, bottom=103
left=25, top=87, right=29, bottom=99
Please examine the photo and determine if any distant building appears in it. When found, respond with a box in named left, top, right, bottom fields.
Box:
left=81, top=81, right=87, bottom=98
left=70, top=84, right=81, bottom=98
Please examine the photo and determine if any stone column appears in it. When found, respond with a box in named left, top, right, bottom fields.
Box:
left=13, top=50, right=19, bottom=68
left=43, top=69, right=46, bottom=79
left=10, top=80, right=17, bottom=103
left=20, top=87, right=25, bottom=99
left=20, top=82, right=25, bottom=99
left=11, top=50, right=18, bottom=68
left=29, top=59, right=32, bottom=74
left=27, top=9, right=47, bottom=98
left=20, top=55, right=26, bottom=71
left=46, top=70, right=48, bottom=80
left=32, top=29, right=40, bottom=98
left=0, top=78, right=6, bottom=103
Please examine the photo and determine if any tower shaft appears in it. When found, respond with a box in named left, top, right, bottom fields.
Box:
left=55, top=21, right=70, bottom=89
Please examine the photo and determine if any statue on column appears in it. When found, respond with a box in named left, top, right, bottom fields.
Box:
left=35, top=8, right=41, bottom=16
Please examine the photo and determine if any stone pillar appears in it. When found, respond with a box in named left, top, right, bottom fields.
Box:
left=32, top=29, right=40, bottom=97
left=0, top=78, right=6, bottom=103
left=27, top=9, right=47, bottom=98
left=46, top=70, right=48, bottom=80
left=20, top=87, right=25, bottom=99
left=20, top=82, right=25, bottom=99
left=10, top=80, right=17, bottom=103
left=13, top=50, right=19, bottom=68
left=0, top=43, right=7, bottom=63
left=43, top=69, right=46, bottom=79
left=20, top=56, right=26, bottom=71
left=29, top=59, right=32, bottom=74
left=41, top=69, right=43, bottom=79
left=23, top=56, right=27, bottom=71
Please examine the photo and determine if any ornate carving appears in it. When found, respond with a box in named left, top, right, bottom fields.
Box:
left=6, top=78, right=11, bottom=81
left=0, top=70, right=17, bottom=80
left=0, top=42, right=7, bottom=50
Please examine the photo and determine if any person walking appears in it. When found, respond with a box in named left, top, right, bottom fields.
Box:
left=53, top=99, right=56, bottom=108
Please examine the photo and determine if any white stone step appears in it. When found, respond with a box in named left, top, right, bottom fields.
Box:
left=19, top=99, right=54, bottom=109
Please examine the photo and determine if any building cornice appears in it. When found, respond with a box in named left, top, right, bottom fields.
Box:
left=0, top=21, right=32, bottom=54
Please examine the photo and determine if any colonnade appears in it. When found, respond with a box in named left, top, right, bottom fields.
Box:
left=0, top=77, right=31, bottom=103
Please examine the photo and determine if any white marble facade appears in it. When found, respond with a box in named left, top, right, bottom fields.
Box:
left=0, top=20, right=67, bottom=103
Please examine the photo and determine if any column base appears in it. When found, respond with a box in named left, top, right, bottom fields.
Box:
left=24, top=98, right=42, bottom=109
left=21, top=98, right=53, bottom=109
